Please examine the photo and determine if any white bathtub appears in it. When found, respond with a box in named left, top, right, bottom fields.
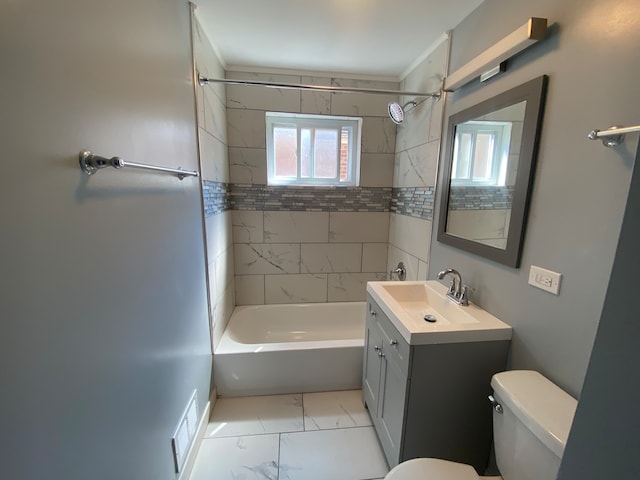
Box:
left=214, top=302, right=366, bottom=397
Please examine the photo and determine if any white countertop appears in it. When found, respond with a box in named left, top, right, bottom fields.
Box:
left=366, top=280, right=512, bottom=345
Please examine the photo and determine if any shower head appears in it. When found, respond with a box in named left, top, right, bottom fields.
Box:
left=388, top=100, right=418, bottom=124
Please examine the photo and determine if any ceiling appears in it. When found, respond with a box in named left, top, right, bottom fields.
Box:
left=194, top=0, right=483, bottom=79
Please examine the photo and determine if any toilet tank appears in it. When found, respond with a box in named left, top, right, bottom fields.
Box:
left=490, top=370, right=577, bottom=480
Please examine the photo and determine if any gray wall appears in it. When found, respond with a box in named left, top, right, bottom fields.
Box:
left=429, top=0, right=640, bottom=397
left=0, top=1, right=212, bottom=478
left=558, top=138, right=640, bottom=479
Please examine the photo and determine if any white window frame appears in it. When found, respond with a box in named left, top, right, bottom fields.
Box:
left=451, top=121, right=512, bottom=186
left=266, top=112, right=362, bottom=187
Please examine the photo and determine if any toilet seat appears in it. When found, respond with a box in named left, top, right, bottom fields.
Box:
left=384, top=458, right=480, bottom=480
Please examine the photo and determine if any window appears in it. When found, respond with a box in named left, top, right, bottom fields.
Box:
left=266, top=112, right=362, bottom=186
left=451, top=121, right=512, bottom=186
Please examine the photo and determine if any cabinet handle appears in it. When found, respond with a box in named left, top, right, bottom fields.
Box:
left=389, top=339, right=398, bottom=346
left=378, top=351, right=385, bottom=358
left=370, top=310, right=377, bottom=317
left=374, top=345, right=381, bottom=351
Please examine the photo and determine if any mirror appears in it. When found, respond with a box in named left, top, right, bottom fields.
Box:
left=437, top=75, right=548, bottom=267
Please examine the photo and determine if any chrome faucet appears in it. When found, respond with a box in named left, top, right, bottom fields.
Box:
left=436, top=268, right=470, bottom=306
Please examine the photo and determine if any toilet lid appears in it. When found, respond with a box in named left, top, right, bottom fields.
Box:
left=385, top=458, right=479, bottom=480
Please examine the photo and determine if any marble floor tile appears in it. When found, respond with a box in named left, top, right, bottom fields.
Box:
left=190, top=434, right=279, bottom=480
left=303, top=390, right=373, bottom=431
left=279, top=426, right=389, bottom=480
left=206, top=394, right=304, bottom=438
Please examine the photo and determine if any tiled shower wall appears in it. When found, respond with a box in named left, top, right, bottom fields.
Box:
left=227, top=72, right=399, bottom=304
left=387, top=39, right=449, bottom=280
left=193, top=18, right=235, bottom=350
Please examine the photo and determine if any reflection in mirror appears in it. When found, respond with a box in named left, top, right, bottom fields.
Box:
left=437, top=76, right=548, bottom=267
left=447, top=101, right=526, bottom=249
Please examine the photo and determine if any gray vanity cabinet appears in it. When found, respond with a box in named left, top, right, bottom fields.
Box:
left=376, top=339, right=409, bottom=461
left=363, top=296, right=410, bottom=465
left=362, top=294, right=510, bottom=473
left=362, top=312, right=384, bottom=418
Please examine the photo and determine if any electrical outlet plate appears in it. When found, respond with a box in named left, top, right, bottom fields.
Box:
left=528, top=265, right=562, bottom=295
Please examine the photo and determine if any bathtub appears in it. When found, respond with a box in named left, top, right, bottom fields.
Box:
left=213, top=302, right=366, bottom=397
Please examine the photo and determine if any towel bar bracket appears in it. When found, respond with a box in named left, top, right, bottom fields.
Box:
left=79, top=150, right=124, bottom=175
left=78, top=150, right=198, bottom=180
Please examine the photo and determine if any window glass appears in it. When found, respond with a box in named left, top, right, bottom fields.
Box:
left=273, top=126, right=297, bottom=177
left=452, top=121, right=512, bottom=186
left=314, top=128, right=338, bottom=178
left=266, top=113, right=362, bottom=186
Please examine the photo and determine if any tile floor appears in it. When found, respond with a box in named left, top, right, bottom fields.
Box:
left=190, top=389, right=389, bottom=480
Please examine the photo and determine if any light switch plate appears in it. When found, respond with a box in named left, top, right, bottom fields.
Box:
left=528, top=265, right=562, bottom=295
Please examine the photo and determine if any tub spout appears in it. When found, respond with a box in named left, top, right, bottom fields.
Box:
left=390, top=262, right=406, bottom=281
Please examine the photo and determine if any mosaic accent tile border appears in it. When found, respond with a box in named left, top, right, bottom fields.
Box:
left=229, top=185, right=392, bottom=212
left=390, top=187, right=435, bottom=220
left=448, top=186, right=514, bottom=210
left=203, top=181, right=442, bottom=219
left=203, top=180, right=232, bottom=217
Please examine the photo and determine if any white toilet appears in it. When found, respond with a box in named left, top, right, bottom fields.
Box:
left=384, top=370, right=577, bottom=480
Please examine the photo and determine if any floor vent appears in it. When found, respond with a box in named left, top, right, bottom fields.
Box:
left=171, top=389, right=199, bottom=474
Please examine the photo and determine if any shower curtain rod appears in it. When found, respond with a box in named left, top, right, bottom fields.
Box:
left=198, top=75, right=442, bottom=98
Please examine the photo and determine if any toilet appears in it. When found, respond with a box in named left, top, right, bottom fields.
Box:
left=384, top=370, right=577, bottom=480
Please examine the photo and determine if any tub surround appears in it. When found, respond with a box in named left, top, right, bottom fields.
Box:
left=202, top=180, right=231, bottom=217
left=233, top=211, right=389, bottom=304
left=198, top=42, right=448, bottom=304
left=387, top=38, right=448, bottom=283
left=390, top=186, right=435, bottom=220
left=194, top=16, right=236, bottom=352
left=225, top=70, right=397, bottom=305
left=230, top=184, right=392, bottom=212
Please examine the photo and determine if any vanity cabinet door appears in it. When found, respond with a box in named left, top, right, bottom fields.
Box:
left=362, top=307, right=383, bottom=417
left=364, top=296, right=411, bottom=467
left=377, top=350, right=409, bottom=467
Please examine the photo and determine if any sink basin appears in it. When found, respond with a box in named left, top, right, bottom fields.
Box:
left=381, top=283, right=479, bottom=325
left=367, top=281, right=512, bottom=345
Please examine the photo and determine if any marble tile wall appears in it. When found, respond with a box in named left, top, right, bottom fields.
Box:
left=233, top=210, right=388, bottom=304
left=388, top=39, right=449, bottom=281
left=226, top=70, right=398, bottom=304
left=195, top=36, right=449, bottom=307
left=193, top=17, right=235, bottom=350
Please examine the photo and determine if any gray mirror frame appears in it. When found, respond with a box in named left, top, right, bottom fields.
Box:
left=437, top=75, right=548, bottom=268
